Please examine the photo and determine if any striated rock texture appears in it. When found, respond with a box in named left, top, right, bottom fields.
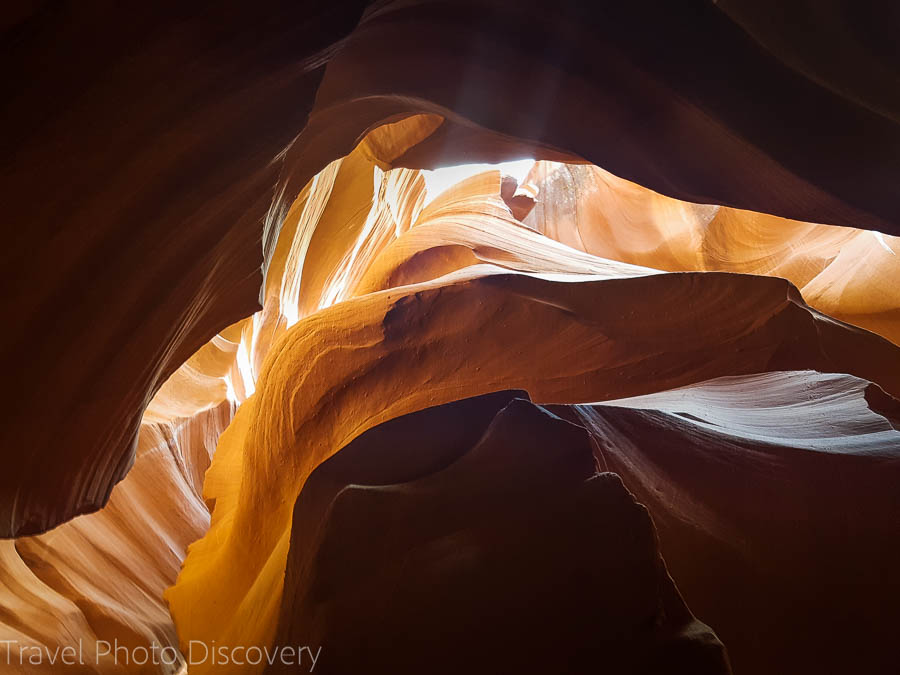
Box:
left=264, top=375, right=900, bottom=674
left=0, top=402, right=233, bottom=674
left=520, top=161, right=900, bottom=345
left=280, top=0, right=900, bottom=249
left=0, top=0, right=369, bottom=538
left=268, top=392, right=730, bottom=675
left=3, top=2, right=900, bottom=674
left=167, top=270, right=900, bottom=674
left=4, top=0, right=899, bottom=537
left=553, top=371, right=900, bottom=674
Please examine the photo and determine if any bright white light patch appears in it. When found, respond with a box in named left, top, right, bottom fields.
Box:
left=236, top=333, right=256, bottom=398
left=872, top=230, right=896, bottom=255
left=421, top=159, right=534, bottom=207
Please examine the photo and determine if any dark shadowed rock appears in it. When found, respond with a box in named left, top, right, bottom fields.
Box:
left=551, top=371, right=900, bottom=675
left=268, top=394, right=730, bottom=675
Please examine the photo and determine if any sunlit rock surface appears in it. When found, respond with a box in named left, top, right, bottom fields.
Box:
left=3, top=2, right=900, bottom=674
left=4, top=0, right=898, bottom=537
left=0, top=402, right=233, bottom=673
left=521, top=162, right=900, bottom=344
left=168, top=270, right=900, bottom=674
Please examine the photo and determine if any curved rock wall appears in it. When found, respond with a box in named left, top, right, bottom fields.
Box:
left=3, top=3, right=899, bottom=673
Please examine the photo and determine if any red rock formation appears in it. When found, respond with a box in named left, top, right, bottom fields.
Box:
left=168, top=269, right=900, bottom=674
left=3, top=3, right=900, bottom=674
left=0, top=0, right=369, bottom=538
left=555, top=370, right=900, bottom=674
left=0, top=402, right=232, bottom=673
left=520, top=161, right=900, bottom=345
left=4, top=0, right=898, bottom=537
left=269, top=392, right=731, bottom=674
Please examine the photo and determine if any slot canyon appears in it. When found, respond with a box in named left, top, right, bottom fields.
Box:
left=2, top=1, right=899, bottom=673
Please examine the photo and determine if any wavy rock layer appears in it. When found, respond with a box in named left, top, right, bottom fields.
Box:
left=521, top=161, right=900, bottom=344
left=0, top=307, right=255, bottom=672
left=4, top=4, right=900, bottom=671
left=168, top=267, right=900, bottom=674
left=0, top=402, right=232, bottom=673
left=266, top=372, right=900, bottom=674
left=277, top=0, right=900, bottom=258
left=156, top=112, right=900, bottom=674
left=5, top=0, right=899, bottom=538
left=554, top=370, right=900, bottom=674
left=0, top=0, right=369, bottom=537
left=5, top=107, right=898, bottom=672
left=268, top=392, right=730, bottom=675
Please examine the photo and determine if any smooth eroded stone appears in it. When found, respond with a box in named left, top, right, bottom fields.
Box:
left=268, top=395, right=730, bottom=675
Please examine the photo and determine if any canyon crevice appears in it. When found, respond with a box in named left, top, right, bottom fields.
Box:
left=2, top=2, right=899, bottom=674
